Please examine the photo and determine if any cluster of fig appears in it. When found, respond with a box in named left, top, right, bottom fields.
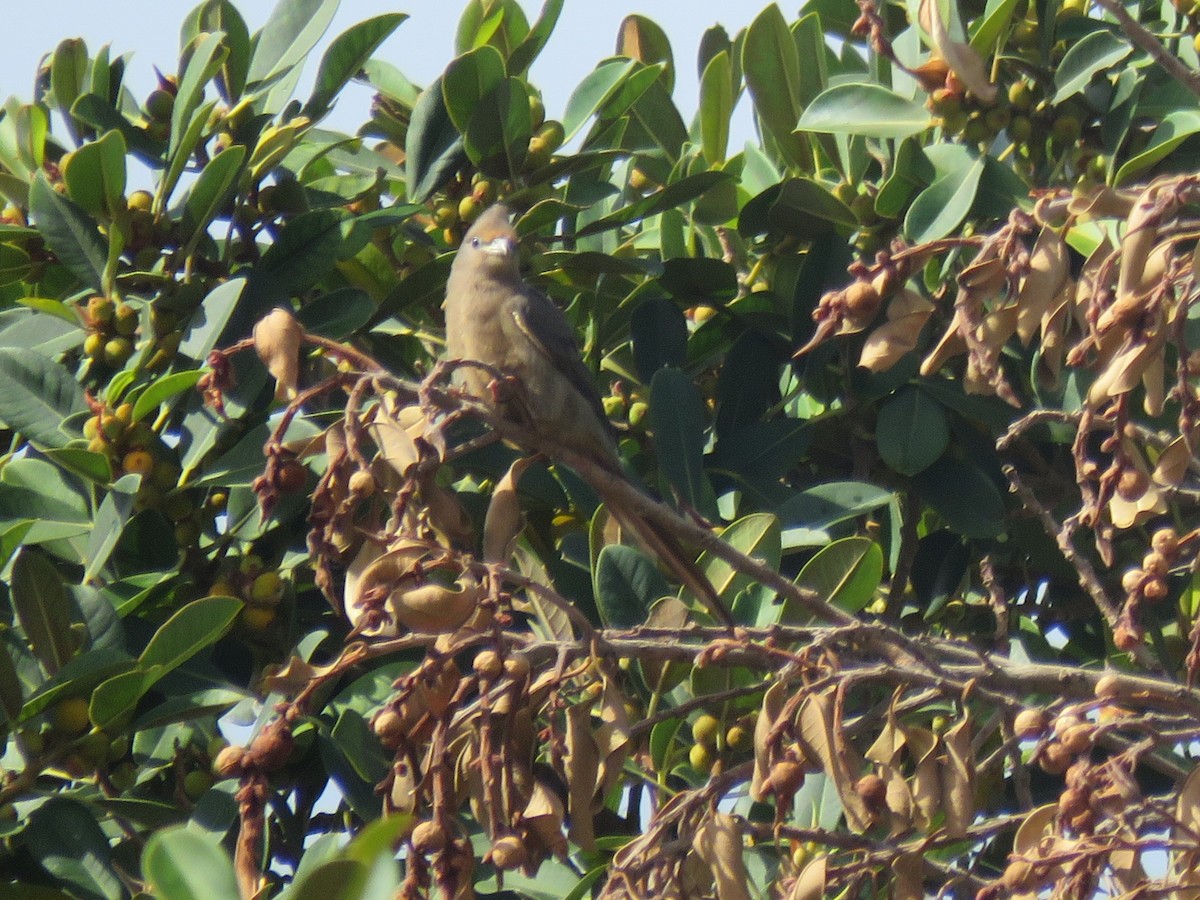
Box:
left=928, top=74, right=1012, bottom=150
left=431, top=171, right=505, bottom=247
left=1014, top=704, right=1096, bottom=777
left=81, top=294, right=138, bottom=369
left=686, top=711, right=753, bottom=775
left=19, top=695, right=129, bottom=781
left=1113, top=526, right=1188, bottom=652
left=141, top=73, right=177, bottom=143
left=209, top=553, right=288, bottom=634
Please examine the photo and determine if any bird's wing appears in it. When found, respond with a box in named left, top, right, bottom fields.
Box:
left=506, top=284, right=612, bottom=429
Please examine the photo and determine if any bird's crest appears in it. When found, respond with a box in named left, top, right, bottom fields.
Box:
left=465, top=204, right=517, bottom=245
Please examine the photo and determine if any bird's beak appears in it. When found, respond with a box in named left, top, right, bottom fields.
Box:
left=480, top=236, right=516, bottom=257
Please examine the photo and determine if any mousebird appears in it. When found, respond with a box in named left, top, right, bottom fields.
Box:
left=442, top=204, right=731, bottom=626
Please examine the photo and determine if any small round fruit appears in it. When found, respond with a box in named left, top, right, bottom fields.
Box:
left=240, top=605, right=277, bottom=631
left=122, top=450, right=155, bottom=476
left=458, top=195, right=481, bottom=224
left=627, top=401, right=650, bottom=430
left=276, top=460, right=307, bottom=493
left=691, top=714, right=720, bottom=748
left=145, top=89, right=175, bottom=121
left=601, top=395, right=625, bottom=418
left=128, top=190, right=153, bottom=212
left=1116, top=468, right=1149, bottom=501
left=726, top=725, right=750, bottom=751
left=83, top=415, right=102, bottom=440
left=212, top=745, right=246, bottom=777
left=183, top=769, right=214, bottom=800
left=473, top=649, right=503, bottom=681
left=688, top=742, right=713, bottom=771
left=1013, top=709, right=1047, bottom=737
left=50, top=697, right=91, bottom=735
left=489, top=835, right=528, bottom=871
left=83, top=332, right=106, bottom=359
left=103, top=337, right=134, bottom=367
left=87, top=295, right=115, bottom=324
left=114, top=303, right=138, bottom=336
left=1152, top=528, right=1180, bottom=558
left=411, top=819, right=448, bottom=854
left=1051, top=115, right=1082, bottom=146
left=250, top=571, right=284, bottom=604
left=173, top=520, right=201, bottom=546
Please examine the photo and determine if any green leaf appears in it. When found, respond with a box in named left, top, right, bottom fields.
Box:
left=28, top=173, right=107, bottom=290
left=62, top=129, right=126, bottom=218
left=304, top=14, right=407, bottom=121
left=742, top=4, right=805, bottom=165
left=649, top=366, right=716, bottom=519
left=913, top=455, right=1006, bottom=539
left=464, top=77, right=532, bottom=179
left=11, top=549, right=78, bottom=675
left=256, top=208, right=347, bottom=295
left=296, top=288, right=375, bottom=339
left=1115, top=110, right=1200, bottom=185
left=178, top=277, right=246, bottom=361
left=160, top=99, right=218, bottom=213
left=442, top=46, right=506, bottom=136
left=779, top=481, right=895, bottom=547
left=0, top=347, right=88, bottom=449
left=905, top=155, right=984, bottom=242
left=617, top=14, right=675, bottom=93
left=575, top=171, right=733, bottom=237
left=247, top=0, right=339, bottom=89
left=876, top=387, right=950, bottom=475
left=143, top=826, right=240, bottom=900
left=699, top=51, right=732, bottom=165
left=595, top=544, right=668, bottom=628
left=90, top=668, right=150, bottom=730
left=190, top=0, right=252, bottom=101
left=562, top=59, right=639, bottom=143
left=171, top=31, right=228, bottom=158
left=83, top=474, right=140, bottom=583
left=26, top=799, right=123, bottom=900
left=138, top=596, right=243, bottom=677
left=507, top=0, right=565, bottom=75
left=799, top=84, right=931, bottom=139
left=406, top=78, right=467, bottom=203
left=181, top=144, right=247, bottom=252
left=282, top=860, right=368, bottom=900
left=131, top=371, right=205, bottom=424
left=51, top=38, right=89, bottom=135
left=1054, top=29, right=1131, bottom=101
left=970, top=0, right=1022, bottom=54
left=789, top=537, right=883, bottom=618
left=631, top=297, right=687, bottom=381
left=700, top=513, right=782, bottom=607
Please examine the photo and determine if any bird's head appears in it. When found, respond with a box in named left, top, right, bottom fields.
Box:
left=457, top=204, right=519, bottom=275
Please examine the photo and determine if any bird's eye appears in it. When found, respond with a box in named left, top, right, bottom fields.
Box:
left=469, top=237, right=481, bottom=248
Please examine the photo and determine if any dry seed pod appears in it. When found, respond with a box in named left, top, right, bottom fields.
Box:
left=473, top=649, right=503, bottom=681
left=1013, top=709, right=1048, bottom=738
left=252, top=308, right=303, bottom=401
left=855, top=773, right=888, bottom=812
left=1059, top=723, right=1095, bottom=755
left=387, top=577, right=483, bottom=633
left=489, top=835, right=528, bottom=871
left=212, top=745, right=246, bottom=778
left=1039, top=742, right=1073, bottom=775
left=411, top=819, right=448, bottom=854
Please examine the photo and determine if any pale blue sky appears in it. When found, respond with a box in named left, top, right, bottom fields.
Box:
left=5, top=1, right=759, bottom=144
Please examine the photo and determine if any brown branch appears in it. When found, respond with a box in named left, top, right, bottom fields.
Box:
left=1093, top=0, right=1200, bottom=99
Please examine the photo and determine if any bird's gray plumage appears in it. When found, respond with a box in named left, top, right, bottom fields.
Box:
left=443, top=204, right=731, bottom=625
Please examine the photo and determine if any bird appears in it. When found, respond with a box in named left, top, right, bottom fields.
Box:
left=442, top=204, right=732, bottom=626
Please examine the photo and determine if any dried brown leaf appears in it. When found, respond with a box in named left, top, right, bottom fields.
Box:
left=941, top=717, right=975, bottom=838
left=797, top=692, right=870, bottom=832
left=1012, top=802, right=1057, bottom=857
left=920, top=309, right=967, bottom=377
left=785, top=855, right=827, bottom=900
left=859, top=290, right=934, bottom=372
left=919, top=0, right=997, bottom=102
left=1017, top=228, right=1069, bottom=345
left=891, top=852, right=924, bottom=900
left=1153, top=435, right=1194, bottom=487
left=367, top=405, right=420, bottom=480
left=564, top=702, right=600, bottom=851
left=483, top=457, right=533, bottom=563
left=253, top=307, right=303, bottom=402
left=1087, top=332, right=1164, bottom=408
left=692, top=813, right=753, bottom=900
left=523, top=780, right=568, bottom=858
left=751, top=680, right=787, bottom=801
left=901, top=726, right=939, bottom=829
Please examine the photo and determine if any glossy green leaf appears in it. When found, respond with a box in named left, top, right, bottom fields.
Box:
left=26, top=799, right=122, bottom=900
left=905, top=155, right=984, bottom=242
left=143, top=826, right=240, bottom=900
left=464, top=77, right=532, bottom=179
left=631, top=296, right=687, bottom=381
left=1054, top=30, right=1131, bottom=101
left=62, top=129, right=126, bottom=218
left=0, top=347, right=87, bottom=449
left=138, top=595, right=243, bottom=677
left=595, top=544, right=667, bottom=628
left=970, top=0, right=1021, bottom=54
left=83, top=474, right=140, bottom=583
left=189, top=0, right=252, bottom=101
left=304, top=14, right=406, bottom=121
left=131, top=371, right=205, bottom=424
left=617, top=14, right=675, bottom=91
left=170, top=31, right=228, bottom=157
left=742, top=4, right=805, bottom=164
left=779, top=481, right=895, bottom=547
left=247, top=0, right=340, bottom=90
left=181, top=144, right=247, bottom=252
left=443, top=46, right=507, bottom=135
left=699, top=51, right=732, bottom=164
left=28, top=173, right=107, bottom=291
left=11, top=549, right=78, bottom=675
left=407, top=77, right=467, bottom=203
left=562, top=59, right=639, bottom=142
left=1115, top=110, right=1200, bottom=185
left=649, top=366, right=716, bottom=520
left=913, top=455, right=1006, bottom=539
left=788, top=537, right=883, bottom=618
left=51, top=38, right=89, bottom=134
left=876, top=387, right=950, bottom=475
left=159, top=99, right=218, bottom=213
left=296, top=287, right=375, bottom=339
left=90, top=668, right=150, bottom=729
left=256, top=208, right=347, bottom=295
left=700, top=513, right=782, bottom=605
left=507, top=0, right=565, bottom=75
left=799, top=83, right=931, bottom=139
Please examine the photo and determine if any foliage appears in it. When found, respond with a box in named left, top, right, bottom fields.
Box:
left=6, top=0, right=1200, bottom=897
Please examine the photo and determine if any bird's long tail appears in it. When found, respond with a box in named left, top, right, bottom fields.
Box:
left=594, top=484, right=735, bottom=628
